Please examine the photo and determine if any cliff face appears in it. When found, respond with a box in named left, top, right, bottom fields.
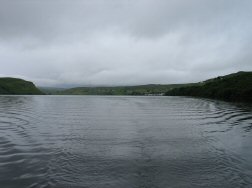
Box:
left=0, top=78, right=44, bottom=95
left=165, top=71, right=252, bottom=102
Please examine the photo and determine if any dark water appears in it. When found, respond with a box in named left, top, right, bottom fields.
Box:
left=0, top=96, right=252, bottom=188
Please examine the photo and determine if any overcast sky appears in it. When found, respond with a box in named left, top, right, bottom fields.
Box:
left=0, top=0, right=252, bottom=87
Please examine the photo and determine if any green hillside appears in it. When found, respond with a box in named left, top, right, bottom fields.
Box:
left=58, top=84, right=196, bottom=95
left=165, top=71, right=252, bottom=102
left=0, top=78, right=44, bottom=95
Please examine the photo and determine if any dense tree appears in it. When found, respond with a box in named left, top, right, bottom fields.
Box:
left=165, top=71, right=252, bottom=102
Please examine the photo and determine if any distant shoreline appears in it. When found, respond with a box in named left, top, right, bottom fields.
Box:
left=1, top=71, right=251, bottom=103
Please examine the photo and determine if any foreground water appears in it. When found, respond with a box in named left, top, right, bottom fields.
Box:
left=0, top=96, right=252, bottom=188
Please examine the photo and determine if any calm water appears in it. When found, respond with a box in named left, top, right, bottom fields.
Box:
left=0, top=96, right=252, bottom=188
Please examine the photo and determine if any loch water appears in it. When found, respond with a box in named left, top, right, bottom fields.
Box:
left=0, top=96, right=252, bottom=188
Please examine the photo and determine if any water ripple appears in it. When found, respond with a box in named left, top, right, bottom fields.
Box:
left=0, top=96, right=251, bottom=188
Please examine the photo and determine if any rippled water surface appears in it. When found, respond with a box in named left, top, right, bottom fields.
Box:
left=0, top=96, right=252, bottom=188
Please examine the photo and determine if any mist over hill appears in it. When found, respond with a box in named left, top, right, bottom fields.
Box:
left=39, top=84, right=198, bottom=96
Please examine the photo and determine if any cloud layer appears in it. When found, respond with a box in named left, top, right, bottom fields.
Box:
left=1, top=0, right=252, bottom=87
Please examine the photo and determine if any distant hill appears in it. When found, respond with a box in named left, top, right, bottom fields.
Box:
left=39, top=87, right=66, bottom=95
left=165, top=71, right=252, bottom=102
left=58, top=84, right=196, bottom=95
left=0, top=78, right=44, bottom=95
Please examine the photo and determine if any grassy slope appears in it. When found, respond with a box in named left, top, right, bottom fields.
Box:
left=165, top=71, right=252, bottom=102
left=0, top=78, right=44, bottom=95
left=58, top=84, right=196, bottom=95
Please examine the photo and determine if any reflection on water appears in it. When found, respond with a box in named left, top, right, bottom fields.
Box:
left=0, top=96, right=252, bottom=188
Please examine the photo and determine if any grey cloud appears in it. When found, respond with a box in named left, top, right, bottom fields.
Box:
left=0, top=0, right=252, bottom=87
